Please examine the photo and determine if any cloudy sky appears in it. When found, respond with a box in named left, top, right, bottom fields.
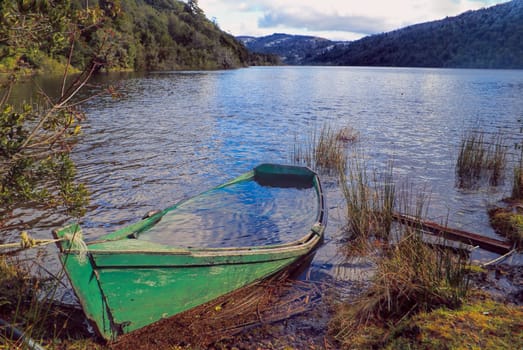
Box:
left=198, top=0, right=509, bottom=41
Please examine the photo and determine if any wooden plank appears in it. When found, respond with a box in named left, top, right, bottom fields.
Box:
left=392, top=213, right=512, bottom=255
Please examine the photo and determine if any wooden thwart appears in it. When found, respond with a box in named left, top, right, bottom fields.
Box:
left=392, top=213, right=512, bottom=255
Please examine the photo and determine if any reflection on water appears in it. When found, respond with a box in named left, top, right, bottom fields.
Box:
left=139, top=178, right=317, bottom=248
left=3, top=67, right=523, bottom=281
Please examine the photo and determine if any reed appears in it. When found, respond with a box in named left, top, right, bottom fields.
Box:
left=487, top=132, right=507, bottom=186
left=292, top=124, right=355, bottom=175
left=339, top=155, right=395, bottom=248
left=0, top=254, right=92, bottom=348
left=456, top=131, right=485, bottom=185
left=335, top=126, right=359, bottom=143
left=511, top=148, right=523, bottom=200
left=512, top=165, right=523, bottom=200
left=456, top=130, right=507, bottom=188
left=333, top=170, right=472, bottom=348
left=331, top=222, right=471, bottom=348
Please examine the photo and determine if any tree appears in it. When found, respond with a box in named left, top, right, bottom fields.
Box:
left=187, top=0, right=203, bottom=16
left=0, top=0, right=115, bottom=222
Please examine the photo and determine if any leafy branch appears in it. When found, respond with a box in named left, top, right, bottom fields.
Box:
left=0, top=1, right=116, bottom=221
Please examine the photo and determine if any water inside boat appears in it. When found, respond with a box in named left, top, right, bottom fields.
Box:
left=137, top=175, right=318, bottom=248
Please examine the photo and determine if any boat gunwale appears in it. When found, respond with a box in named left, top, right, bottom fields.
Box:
left=56, top=164, right=327, bottom=258
left=64, top=228, right=322, bottom=257
left=52, top=163, right=327, bottom=341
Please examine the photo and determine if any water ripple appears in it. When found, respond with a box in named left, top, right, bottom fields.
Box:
left=4, top=67, right=523, bottom=273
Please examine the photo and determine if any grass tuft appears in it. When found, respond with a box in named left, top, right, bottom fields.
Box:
left=332, top=291, right=523, bottom=350
left=333, top=154, right=473, bottom=349
left=339, top=155, right=395, bottom=250
left=455, top=130, right=507, bottom=188
left=331, top=226, right=472, bottom=348
left=488, top=207, right=523, bottom=249
left=292, top=124, right=355, bottom=175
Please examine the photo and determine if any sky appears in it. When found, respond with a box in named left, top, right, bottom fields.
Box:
left=197, top=0, right=510, bottom=41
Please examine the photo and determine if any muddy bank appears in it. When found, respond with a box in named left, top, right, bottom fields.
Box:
left=108, top=274, right=343, bottom=350
left=2, top=257, right=522, bottom=349
left=470, top=263, right=523, bottom=305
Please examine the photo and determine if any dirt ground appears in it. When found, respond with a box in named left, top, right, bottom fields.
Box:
left=107, top=262, right=523, bottom=350
left=3, top=259, right=521, bottom=349
left=109, top=273, right=343, bottom=350
left=469, top=262, right=523, bottom=305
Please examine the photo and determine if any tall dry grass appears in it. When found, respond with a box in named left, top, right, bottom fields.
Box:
left=339, top=155, right=395, bottom=248
left=333, top=158, right=472, bottom=348
left=456, top=130, right=507, bottom=188
left=511, top=147, right=523, bottom=200
left=292, top=124, right=357, bottom=175
left=331, top=218, right=471, bottom=348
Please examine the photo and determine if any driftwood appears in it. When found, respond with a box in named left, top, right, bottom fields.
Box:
left=392, top=213, right=512, bottom=255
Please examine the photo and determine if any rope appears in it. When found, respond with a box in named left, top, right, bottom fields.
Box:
left=481, top=246, right=518, bottom=267
left=0, top=229, right=89, bottom=265
left=1, top=231, right=87, bottom=263
left=0, top=231, right=62, bottom=250
left=63, top=230, right=88, bottom=265
left=0, top=229, right=89, bottom=271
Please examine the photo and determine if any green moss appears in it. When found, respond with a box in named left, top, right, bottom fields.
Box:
left=387, top=294, right=523, bottom=350
left=488, top=206, right=523, bottom=248
left=466, top=265, right=487, bottom=274
left=331, top=292, right=523, bottom=350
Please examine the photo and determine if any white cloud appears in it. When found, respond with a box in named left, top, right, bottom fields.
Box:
left=198, top=0, right=509, bottom=40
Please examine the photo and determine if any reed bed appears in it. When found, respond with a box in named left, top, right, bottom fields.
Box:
left=331, top=220, right=471, bottom=349
left=333, top=156, right=472, bottom=348
left=0, top=254, right=91, bottom=349
left=455, top=130, right=507, bottom=188
left=511, top=147, right=523, bottom=200
left=339, top=154, right=395, bottom=248
left=292, top=124, right=357, bottom=175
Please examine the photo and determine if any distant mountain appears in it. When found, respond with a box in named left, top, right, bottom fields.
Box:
left=239, top=0, right=523, bottom=69
left=237, top=33, right=344, bottom=65
left=307, top=0, right=523, bottom=68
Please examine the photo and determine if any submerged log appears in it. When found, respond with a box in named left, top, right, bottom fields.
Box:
left=392, top=213, right=513, bottom=255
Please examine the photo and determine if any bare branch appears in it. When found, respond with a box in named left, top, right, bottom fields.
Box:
left=61, top=27, right=78, bottom=98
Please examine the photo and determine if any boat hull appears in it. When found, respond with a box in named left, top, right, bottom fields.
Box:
left=54, top=164, right=326, bottom=341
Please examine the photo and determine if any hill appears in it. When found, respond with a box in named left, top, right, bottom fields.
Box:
left=307, top=0, right=523, bottom=68
left=0, top=0, right=276, bottom=73
left=237, top=33, right=339, bottom=65
left=76, top=0, right=281, bottom=70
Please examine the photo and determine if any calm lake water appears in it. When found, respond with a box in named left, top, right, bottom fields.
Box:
left=4, top=66, right=523, bottom=287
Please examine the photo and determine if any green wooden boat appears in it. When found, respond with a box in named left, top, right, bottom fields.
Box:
left=53, top=164, right=326, bottom=341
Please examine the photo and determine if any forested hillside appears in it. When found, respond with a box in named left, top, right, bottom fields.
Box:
left=307, top=0, right=523, bottom=68
left=0, top=0, right=276, bottom=73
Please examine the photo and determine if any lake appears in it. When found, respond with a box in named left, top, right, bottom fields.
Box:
left=4, top=66, right=523, bottom=288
